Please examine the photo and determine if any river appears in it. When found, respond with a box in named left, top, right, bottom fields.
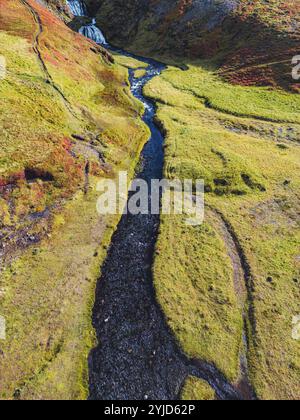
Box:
left=68, top=0, right=244, bottom=400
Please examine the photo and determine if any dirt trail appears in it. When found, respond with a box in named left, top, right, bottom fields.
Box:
left=20, top=0, right=78, bottom=118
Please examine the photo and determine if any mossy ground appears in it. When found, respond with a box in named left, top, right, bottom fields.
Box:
left=181, top=376, right=215, bottom=401
left=155, top=212, right=242, bottom=382
left=1, top=0, right=299, bottom=401
left=145, top=61, right=300, bottom=400
left=95, top=0, right=299, bottom=92
left=0, top=0, right=149, bottom=399
left=0, top=0, right=147, bottom=224
left=113, top=54, right=148, bottom=71
left=1, top=179, right=110, bottom=399
left=134, top=69, right=147, bottom=79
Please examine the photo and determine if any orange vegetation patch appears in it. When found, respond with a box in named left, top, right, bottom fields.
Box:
left=0, top=0, right=36, bottom=40
left=216, top=0, right=300, bottom=90
left=25, top=0, right=105, bottom=81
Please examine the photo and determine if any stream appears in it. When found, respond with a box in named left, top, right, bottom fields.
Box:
left=68, top=0, right=245, bottom=400
left=88, top=57, right=240, bottom=400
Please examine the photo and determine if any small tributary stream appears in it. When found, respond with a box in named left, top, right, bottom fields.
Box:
left=68, top=0, right=245, bottom=400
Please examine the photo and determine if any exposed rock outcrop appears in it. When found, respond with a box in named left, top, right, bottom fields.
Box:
left=87, top=0, right=299, bottom=90
left=88, top=0, right=240, bottom=56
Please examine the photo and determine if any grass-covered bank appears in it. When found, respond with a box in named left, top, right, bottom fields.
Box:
left=1, top=180, right=112, bottom=399
left=0, top=0, right=149, bottom=399
left=181, top=376, right=215, bottom=400
left=1, top=0, right=299, bottom=401
left=145, top=61, right=300, bottom=400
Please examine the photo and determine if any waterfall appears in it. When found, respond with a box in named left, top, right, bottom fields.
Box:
left=67, top=0, right=107, bottom=46
left=66, top=0, right=87, bottom=17
left=79, top=19, right=107, bottom=45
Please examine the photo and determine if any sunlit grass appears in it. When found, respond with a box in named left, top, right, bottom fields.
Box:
left=0, top=0, right=149, bottom=400
left=181, top=376, right=215, bottom=400
left=146, top=62, right=300, bottom=399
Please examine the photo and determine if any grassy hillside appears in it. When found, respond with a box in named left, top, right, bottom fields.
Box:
left=89, top=0, right=300, bottom=399
left=0, top=0, right=148, bottom=399
left=145, top=60, right=300, bottom=400
left=1, top=0, right=299, bottom=401
left=93, top=0, right=300, bottom=91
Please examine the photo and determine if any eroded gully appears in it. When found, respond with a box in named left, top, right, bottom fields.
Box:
left=87, top=49, right=245, bottom=400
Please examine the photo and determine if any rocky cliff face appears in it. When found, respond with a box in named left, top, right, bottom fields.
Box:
left=37, top=0, right=71, bottom=17
left=88, top=0, right=299, bottom=90
left=88, top=0, right=239, bottom=57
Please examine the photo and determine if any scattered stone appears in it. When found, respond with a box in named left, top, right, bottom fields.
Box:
left=71, top=134, right=85, bottom=141
left=277, top=143, right=289, bottom=150
left=13, top=389, right=21, bottom=400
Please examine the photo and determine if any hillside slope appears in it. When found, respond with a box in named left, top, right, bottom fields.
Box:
left=88, top=0, right=300, bottom=400
left=0, top=0, right=148, bottom=399
left=92, top=0, right=300, bottom=91
left=1, top=0, right=299, bottom=401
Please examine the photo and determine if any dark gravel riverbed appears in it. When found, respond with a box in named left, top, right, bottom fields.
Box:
left=88, top=54, right=241, bottom=401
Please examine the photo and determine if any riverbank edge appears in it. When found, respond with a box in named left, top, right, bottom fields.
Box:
left=1, top=140, right=149, bottom=400
left=79, top=134, right=150, bottom=400
left=0, top=56, right=151, bottom=398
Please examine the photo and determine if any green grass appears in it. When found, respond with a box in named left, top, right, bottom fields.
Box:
left=113, top=53, right=148, bottom=70
left=160, top=64, right=300, bottom=123
left=134, top=69, right=147, bottom=78
left=181, top=376, right=215, bottom=400
left=94, top=0, right=299, bottom=92
left=1, top=0, right=299, bottom=401
left=0, top=0, right=149, bottom=399
left=145, top=61, right=300, bottom=399
left=0, top=177, right=135, bottom=400
left=154, top=212, right=242, bottom=382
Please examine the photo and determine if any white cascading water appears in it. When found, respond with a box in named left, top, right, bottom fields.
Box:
left=66, top=0, right=87, bottom=16
left=79, top=18, right=107, bottom=45
left=67, top=0, right=107, bottom=45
